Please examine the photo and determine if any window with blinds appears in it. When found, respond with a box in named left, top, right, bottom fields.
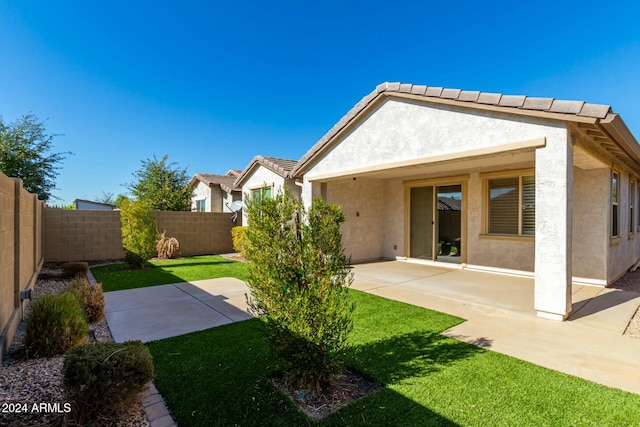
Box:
left=487, top=175, right=535, bottom=236
left=630, top=181, right=636, bottom=235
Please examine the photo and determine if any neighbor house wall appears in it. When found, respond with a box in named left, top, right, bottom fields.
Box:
left=0, top=175, right=44, bottom=362
left=191, top=181, right=212, bottom=212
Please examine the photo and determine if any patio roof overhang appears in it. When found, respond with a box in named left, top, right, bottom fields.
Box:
left=305, top=137, right=543, bottom=182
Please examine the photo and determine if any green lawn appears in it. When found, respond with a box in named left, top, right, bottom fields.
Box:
left=147, top=290, right=640, bottom=426
left=91, top=255, right=249, bottom=292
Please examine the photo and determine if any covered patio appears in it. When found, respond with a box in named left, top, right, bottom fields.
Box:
left=351, top=260, right=640, bottom=334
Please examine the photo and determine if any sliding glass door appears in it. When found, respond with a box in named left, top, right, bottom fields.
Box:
left=409, top=183, right=462, bottom=264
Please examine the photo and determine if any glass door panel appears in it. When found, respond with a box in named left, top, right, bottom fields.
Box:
left=410, top=186, right=434, bottom=259
left=436, top=185, right=462, bottom=264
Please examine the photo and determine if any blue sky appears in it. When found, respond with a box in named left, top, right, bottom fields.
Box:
left=1, top=1, right=639, bottom=204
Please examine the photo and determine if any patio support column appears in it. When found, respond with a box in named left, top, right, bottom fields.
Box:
left=534, top=132, right=573, bottom=321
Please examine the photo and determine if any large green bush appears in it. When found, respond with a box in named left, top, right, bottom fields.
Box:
left=24, top=292, right=88, bottom=357
left=64, top=341, right=154, bottom=424
left=245, top=188, right=354, bottom=393
left=120, top=199, right=156, bottom=268
left=231, top=225, right=248, bottom=257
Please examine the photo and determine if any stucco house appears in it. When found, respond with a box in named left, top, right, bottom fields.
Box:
left=289, top=82, right=640, bottom=321
left=189, top=171, right=241, bottom=213
left=234, top=155, right=299, bottom=222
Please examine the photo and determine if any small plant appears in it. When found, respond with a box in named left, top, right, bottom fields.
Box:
left=64, top=341, right=154, bottom=424
left=121, top=199, right=156, bottom=268
left=67, top=276, right=105, bottom=322
left=231, top=226, right=248, bottom=258
left=156, top=230, right=180, bottom=259
left=245, top=189, right=354, bottom=393
left=24, top=292, right=88, bottom=357
left=62, top=261, right=88, bottom=279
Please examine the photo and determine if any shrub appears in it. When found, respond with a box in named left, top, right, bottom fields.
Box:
left=24, top=292, right=88, bottom=357
left=121, top=199, right=156, bottom=268
left=62, top=261, right=88, bottom=279
left=231, top=226, right=248, bottom=257
left=67, top=276, right=105, bottom=322
left=156, top=229, right=180, bottom=259
left=245, top=188, right=354, bottom=393
left=64, top=341, right=154, bottom=424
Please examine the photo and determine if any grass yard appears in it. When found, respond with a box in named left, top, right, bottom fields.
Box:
left=92, top=255, right=249, bottom=292
left=147, top=290, right=640, bottom=426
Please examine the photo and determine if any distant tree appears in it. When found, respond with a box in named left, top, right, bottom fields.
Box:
left=113, top=194, right=129, bottom=209
left=61, top=203, right=75, bottom=210
left=126, top=154, right=192, bottom=211
left=95, top=191, right=115, bottom=205
left=0, top=113, right=70, bottom=200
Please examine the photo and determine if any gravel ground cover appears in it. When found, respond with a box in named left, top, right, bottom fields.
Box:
left=0, top=264, right=148, bottom=427
left=611, top=270, right=640, bottom=338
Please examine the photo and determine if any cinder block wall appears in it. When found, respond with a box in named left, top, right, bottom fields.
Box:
left=43, top=209, right=238, bottom=262
left=0, top=174, right=44, bottom=362
left=44, top=209, right=125, bottom=262
left=155, top=211, right=237, bottom=256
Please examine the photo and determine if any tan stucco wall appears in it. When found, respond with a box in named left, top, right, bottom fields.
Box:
left=325, top=178, right=384, bottom=262
left=572, top=167, right=608, bottom=281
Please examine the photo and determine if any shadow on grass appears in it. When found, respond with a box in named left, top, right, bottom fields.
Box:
left=349, top=330, right=486, bottom=386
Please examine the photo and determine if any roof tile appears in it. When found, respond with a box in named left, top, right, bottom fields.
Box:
left=549, top=100, right=585, bottom=114
left=498, top=95, right=526, bottom=107
left=578, top=103, right=611, bottom=119
left=386, top=82, right=401, bottom=91
left=441, top=88, right=461, bottom=99
left=425, top=86, right=444, bottom=97
left=399, top=83, right=413, bottom=93
left=522, top=97, right=554, bottom=111
left=458, top=90, right=480, bottom=102
left=477, top=92, right=502, bottom=105
left=410, top=85, right=428, bottom=95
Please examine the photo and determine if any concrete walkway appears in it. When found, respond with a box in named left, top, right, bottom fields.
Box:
left=104, top=278, right=252, bottom=343
left=352, top=261, right=640, bottom=395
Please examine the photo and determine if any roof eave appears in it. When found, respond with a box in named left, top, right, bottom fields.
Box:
left=599, top=113, right=640, bottom=171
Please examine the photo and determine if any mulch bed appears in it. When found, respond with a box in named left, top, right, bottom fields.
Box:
left=272, top=369, right=382, bottom=420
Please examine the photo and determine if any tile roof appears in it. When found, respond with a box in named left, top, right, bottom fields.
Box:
left=291, top=82, right=616, bottom=177
left=234, top=155, right=298, bottom=188
left=191, top=174, right=240, bottom=192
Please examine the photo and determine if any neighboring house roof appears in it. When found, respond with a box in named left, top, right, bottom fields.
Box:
left=291, top=82, right=640, bottom=176
left=234, top=156, right=298, bottom=188
left=225, top=169, right=242, bottom=177
left=74, top=199, right=115, bottom=209
left=189, top=173, right=240, bottom=193
left=437, top=197, right=461, bottom=211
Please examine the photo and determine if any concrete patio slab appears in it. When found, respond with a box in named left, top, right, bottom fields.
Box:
left=352, top=260, right=640, bottom=395
left=104, top=278, right=253, bottom=343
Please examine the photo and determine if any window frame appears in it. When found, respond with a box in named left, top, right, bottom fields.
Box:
left=250, top=184, right=274, bottom=201
left=482, top=169, right=535, bottom=239
left=612, top=170, right=620, bottom=239
left=630, top=178, right=636, bottom=236
left=195, top=199, right=206, bottom=212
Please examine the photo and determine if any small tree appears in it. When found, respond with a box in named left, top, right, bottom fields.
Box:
left=126, top=154, right=193, bottom=211
left=245, top=188, right=354, bottom=393
left=0, top=113, right=70, bottom=200
left=120, top=199, right=156, bottom=268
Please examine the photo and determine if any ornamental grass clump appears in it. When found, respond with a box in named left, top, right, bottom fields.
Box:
left=24, top=292, right=88, bottom=358
left=64, top=341, right=154, bottom=425
left=156, top=229, right=180, bottom=259
left=245, top=188, right=354, bottom=394
left=67, top=276, right=105, bottom=322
